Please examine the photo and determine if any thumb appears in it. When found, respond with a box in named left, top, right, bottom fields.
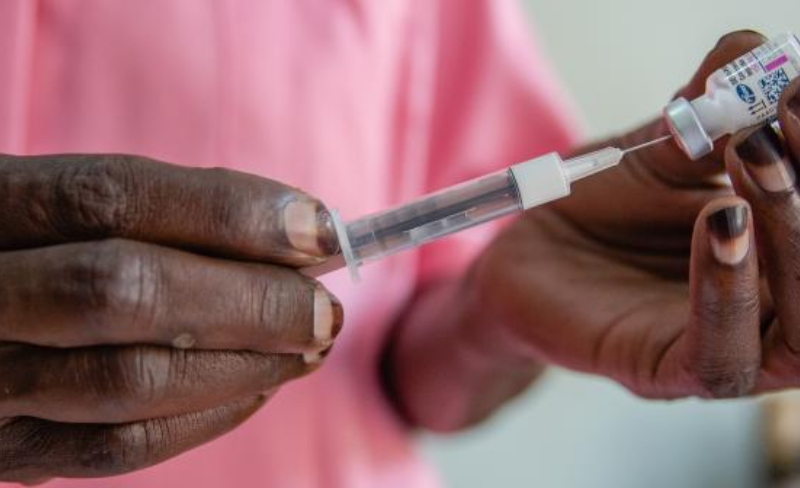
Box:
left=619, top=30, right=768, bottom=184
left=680, top=31, right=769, bottom=101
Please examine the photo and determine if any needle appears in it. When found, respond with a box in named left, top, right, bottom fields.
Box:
left=622, top=134, right=673, bottom=155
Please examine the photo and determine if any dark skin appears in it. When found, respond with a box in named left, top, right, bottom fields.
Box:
left=2, top=29, right=798, bottom=483
left=0, top=156, right=343, bottom=482
left=389, top=31, right=800, bottom=429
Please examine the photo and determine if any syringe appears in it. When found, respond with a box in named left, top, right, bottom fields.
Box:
left=303, top=136, right=672, bottom=280
left=302, top=33, right=799, bottom=281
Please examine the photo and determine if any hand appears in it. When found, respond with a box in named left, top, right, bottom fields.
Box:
left=0, top=154, right=343, bottom=483
left=472, top=30, right=800, bottom=399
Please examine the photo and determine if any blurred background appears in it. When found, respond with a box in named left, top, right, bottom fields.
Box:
left=422, top=2, right=800, bottom=488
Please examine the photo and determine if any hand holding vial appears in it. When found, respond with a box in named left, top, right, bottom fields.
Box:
left=460, top=31, right=800, bottom=399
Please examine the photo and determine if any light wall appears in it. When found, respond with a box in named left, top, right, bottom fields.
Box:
left=523, top=0, right=800, bottom=140
left=422, top=2, right=800, bottom=488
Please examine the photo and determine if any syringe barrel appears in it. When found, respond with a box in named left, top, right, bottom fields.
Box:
left=301, top=150, right=622, bottom=279
left=344, top=169, right=522, bottom=266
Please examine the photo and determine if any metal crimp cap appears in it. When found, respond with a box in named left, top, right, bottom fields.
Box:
left=664, top=97, right=714, bottom=160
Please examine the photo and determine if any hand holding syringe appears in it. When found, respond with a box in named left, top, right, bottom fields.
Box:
left=305, top=33, right=800, bottom=280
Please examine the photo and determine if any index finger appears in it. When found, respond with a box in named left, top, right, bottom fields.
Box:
left=0, top=153, right=339, bottom=266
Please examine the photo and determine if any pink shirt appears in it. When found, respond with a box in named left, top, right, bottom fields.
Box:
left=0, top=1, right=576, bottom=486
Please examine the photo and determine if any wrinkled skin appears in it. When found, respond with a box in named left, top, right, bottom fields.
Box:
left=475, top=31, right=800, bottom=399
left=0, top=155, right=343, bottom=483
left=2, top=27, right=798, bottom=484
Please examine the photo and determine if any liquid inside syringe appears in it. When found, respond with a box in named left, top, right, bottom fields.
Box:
left=304, top=136, right=672, bottom=280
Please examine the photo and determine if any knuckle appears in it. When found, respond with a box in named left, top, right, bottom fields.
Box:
left=86, top=415, right=186, bottom=475
left=686, top=362, right=758, bottom=399
left=697, top=293, right=760, bottom=327
left=201, top=168, right=289, bottom=248
left=782, top=222, right=800, bottom=255
left=97, top=347, right=172, bottom=413
left=63, top=240, right=160, bottom=333
left=689, top=296, right=760, bottom=398
left=0, top=418, right=53, bottom=480
left=0, top=345, right=39, bottom=409
left=700, top=304, right=760, bottom=334
left=84, top=422, right=152, bottom=475
left=68, top=346, right=173, bottom=421
left=203, top=169, right=256, bottom=233
left=251, top=271, right=316, bottom=351
left=51, top=154, right=142, bottom=236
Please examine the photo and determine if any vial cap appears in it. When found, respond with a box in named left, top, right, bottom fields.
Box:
left=664, top=97, right=714, bottom=160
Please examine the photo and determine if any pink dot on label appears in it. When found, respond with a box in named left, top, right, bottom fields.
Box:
left=765, top=55, right=788, bottom=72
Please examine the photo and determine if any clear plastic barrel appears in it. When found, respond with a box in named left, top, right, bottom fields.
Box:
left=345, top=169, right=521, bottom=266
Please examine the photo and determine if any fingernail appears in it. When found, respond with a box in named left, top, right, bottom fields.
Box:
left=707, top=205, right=750, bottom=266
left=738, top=125, right=795, bottom=193
left=283, top=200, right=340, bottom=258
left=304, top=286, right=343, bottom=364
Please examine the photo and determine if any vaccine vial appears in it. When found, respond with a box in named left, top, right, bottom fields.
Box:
left=665, top=33, right=800, bottom=160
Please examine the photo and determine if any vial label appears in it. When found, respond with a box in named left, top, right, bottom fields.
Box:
left=720, top=37, right=800, bottom=124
